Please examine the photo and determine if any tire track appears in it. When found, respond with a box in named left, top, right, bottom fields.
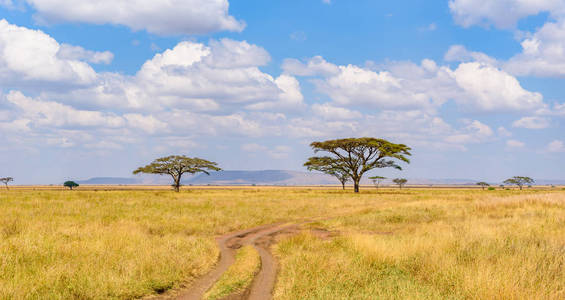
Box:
left=158, top=210, right=364, bottom=300
left=246, top=224, right=299, bottom=300
left=174, top=220, right=327, bottom=300
left=172, top=223, right=283, bottom=300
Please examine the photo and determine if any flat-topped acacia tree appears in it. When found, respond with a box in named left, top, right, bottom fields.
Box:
left=393, top=178, right=408, bottom=189
left=133, top=155, right=221, bottom=192
left=64, top=181, right=79, bottom=190
left=369, top=176, right=387, bottom=190
left=306, top=138, right=411, bottom=193
left=476, top=182, right=490, bottom=190
left=503, top=176, right=534, bottom=190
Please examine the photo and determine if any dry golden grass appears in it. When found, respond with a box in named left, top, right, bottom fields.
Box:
left=274, top=190, right=565, bottom=299
left=0, top=187, right=564, bottom=299
left=0, top=187, right=378, bottom=299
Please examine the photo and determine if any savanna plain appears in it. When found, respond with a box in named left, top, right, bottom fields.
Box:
left=1, top=187, right=564, bottom=299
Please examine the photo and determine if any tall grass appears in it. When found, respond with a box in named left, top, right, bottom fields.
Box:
left=0, top=188, right=381, bottom=299
left=1, top=188, right=563, bottom=299
left=274, top=191, right=565, bottom=299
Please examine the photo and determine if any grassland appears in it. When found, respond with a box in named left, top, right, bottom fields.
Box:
left=0, top=187, right=564, bottom=299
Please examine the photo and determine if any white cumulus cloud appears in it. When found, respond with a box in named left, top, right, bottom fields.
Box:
left=505, top=20, right=565, bottom=77
left=11, top=0, right=245, bottom=35
left=452, top=62, right=544, bottom=112
left=285, top=56, right=545, bottom=113
left=0, top=19, right=98, bottom=87
left=448, top=0, right=565, bottom=29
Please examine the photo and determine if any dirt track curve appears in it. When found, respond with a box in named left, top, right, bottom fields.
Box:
left=167, top=222, right=298, bottom=300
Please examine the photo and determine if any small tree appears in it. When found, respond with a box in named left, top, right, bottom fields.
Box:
left=304, top=157, right=350, bottom=190
left=133, top=155, right=221, bottom=192
left=64, top=181, right=79, bottom=190
left=503, top=176, right=534, bottom=190
left=0, top=177, right=13, bottom=190
left=369, top=176, right=386, bottom=190
left=393, top=178, right=407, bottom=189
left=306, top=138, right=411, bottom=193
left=476, top=181, right=490, bottom=190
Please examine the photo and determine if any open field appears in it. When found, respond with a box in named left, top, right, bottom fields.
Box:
left=1, top=187, right=564, bottom=299
left=5, top=184, right=563, bottom=191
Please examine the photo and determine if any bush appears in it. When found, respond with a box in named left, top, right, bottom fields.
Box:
left=487, top=187, right=495, bottom=191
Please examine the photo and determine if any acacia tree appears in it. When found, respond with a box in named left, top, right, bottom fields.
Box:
left=0, top=177, right=13, bottom=190
left=306, top=138, right=411, bottom=193
left=393, top=178, right=407, bottom=189
left=369, top=176, right=386, bottom=190
left=503, top=176, right=534, bottom=190
left=133, top=155, right=221, bottom=192
left=304, top=157, right=350, bottom=190
left=476, top=181, right=490, bottom=190
left=64, top=181, right=79, bottom=190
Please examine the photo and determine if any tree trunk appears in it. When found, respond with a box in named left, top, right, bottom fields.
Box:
left=341, top=181, right=345, bottom=190
left=354, top=180, right=360, bottom=193
left=519, top=185, right=523, bottom=190
left=174, top=173, right=182, bottom=192
left=4, top=183, right=8, bottom=190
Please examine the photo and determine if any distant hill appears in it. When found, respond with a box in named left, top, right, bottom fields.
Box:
left=401, top=178, right=477, bottom=185
left=187, top=170, right=337, bottom=185
left=76, top=170, right=338, bottom=185
left=75, top=171, right=565, bottom=186
left=77, top=177, right=140, bottom=185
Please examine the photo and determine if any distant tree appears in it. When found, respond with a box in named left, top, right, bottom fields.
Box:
left=369, top=176, right=387, bottom=190
left=133, top=155, right=221, bottom=192
left=305, top=138, right=411, bottom=193
left=476, top=181, right=490, bottom=190
left=304, top=157, right=350, bottom=190
left=64, top=181, right=79, bottom=190
left=503, top=176, right=534, bottom=190
left=0, top=177, right=13, bottom=190
left=393, top=178, right=408, bottom=189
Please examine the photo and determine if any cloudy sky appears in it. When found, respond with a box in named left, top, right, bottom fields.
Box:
left=1, top=0, right=564, bottom=183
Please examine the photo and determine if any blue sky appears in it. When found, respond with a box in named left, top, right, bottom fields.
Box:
left=0, top=0, right=564, bottom=184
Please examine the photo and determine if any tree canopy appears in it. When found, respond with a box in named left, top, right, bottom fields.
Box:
left=64, top=181, right=79, bottom=190
left=503, top=176, right=534, bottom=190
left=133, top=155, right=221, bottom=192
left=392, top=178, right=407, bottom=189
left=306, top=138, right=411, bottom=192
left=1, top=177, right=13, bottom=190
left=369, top=176, right=386, bottom=190
left=476, top=181, right=490, bottom=190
